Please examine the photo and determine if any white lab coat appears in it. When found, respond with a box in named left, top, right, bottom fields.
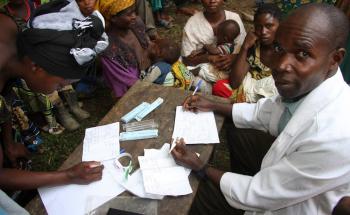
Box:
left=220, top=69, right=350, bottom=215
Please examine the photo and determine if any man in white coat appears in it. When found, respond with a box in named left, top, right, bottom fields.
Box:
left=171, top=3, right=350, bottom=215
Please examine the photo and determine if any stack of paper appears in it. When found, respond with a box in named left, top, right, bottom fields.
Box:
left=82, top=122, right=120, bottom=161
left=138, top=144, right=192, bottom=196
left=172, top=106, right=220, bottom=144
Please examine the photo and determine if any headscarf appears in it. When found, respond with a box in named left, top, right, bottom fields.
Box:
left=99, top=0, right=135, bottom=21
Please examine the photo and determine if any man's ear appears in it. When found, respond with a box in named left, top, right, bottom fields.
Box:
left=328, top=48, right=346, bottom=72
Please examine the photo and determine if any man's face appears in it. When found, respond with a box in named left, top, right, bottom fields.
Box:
left=271, top=17, right=336, bottom=99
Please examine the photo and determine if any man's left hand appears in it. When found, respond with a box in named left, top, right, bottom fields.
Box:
left=171, top=138, right=204, bottom=171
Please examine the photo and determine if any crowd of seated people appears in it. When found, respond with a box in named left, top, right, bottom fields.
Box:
left=0, top=0, right=349, bottom=214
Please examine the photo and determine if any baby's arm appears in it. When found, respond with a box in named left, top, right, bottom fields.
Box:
left=189, top=49, right=206, bottom=57
left=204, top=44, right=222, bottom=55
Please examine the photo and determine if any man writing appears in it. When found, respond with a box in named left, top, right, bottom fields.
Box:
left=172, top=3, right=350, bottom=215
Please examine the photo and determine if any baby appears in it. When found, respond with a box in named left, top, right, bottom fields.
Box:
left=189, top=19, right=240, bottom=83
left=203, top=20, right=240, bottom=56
left=142, top=39, right=181, bottom=86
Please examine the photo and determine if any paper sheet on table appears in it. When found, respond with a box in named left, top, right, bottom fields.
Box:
left=121, top=169, right=164, bottom=200
left=172, top=106, right=220, bottom=144
left=141, top=165, right=192, bottom=196
left=144, top=144, right=191, bottom=175
left=82, top=122, right=120, bottom=161
left=38, top=160, right=125, bottom=215
left=138, top=145, right=192, bottom=196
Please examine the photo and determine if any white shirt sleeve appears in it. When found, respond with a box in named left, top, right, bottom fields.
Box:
left=232, top=98, right=275, bottom=132
left=219, top=128, right=350, bottom=212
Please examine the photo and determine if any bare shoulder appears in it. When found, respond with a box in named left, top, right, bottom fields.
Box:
left=0, top=13, right=18, bottom=42
left=0, top=13, right=18, bottom=72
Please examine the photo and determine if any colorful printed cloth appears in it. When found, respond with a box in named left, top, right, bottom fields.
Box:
left=2, top=81, right=42, bottom=152
left=275, top=0, right=336, bottom=14
left=213, top=43, right=277, bottom=103
left=172, top=60, right=193, bottom=90
left=0, top=96, right=11, bottom=125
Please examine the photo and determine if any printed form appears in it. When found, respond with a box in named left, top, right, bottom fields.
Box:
left=138, top=144, right=192, bottom=196
left=172, top=106, right=220, bottom=144
left=82, top=122, right=120, bottom=161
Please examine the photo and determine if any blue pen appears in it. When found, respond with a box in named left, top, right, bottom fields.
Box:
left=120, top=148, right=125, bottom=154
left=192, top=80, right=203, bottom=95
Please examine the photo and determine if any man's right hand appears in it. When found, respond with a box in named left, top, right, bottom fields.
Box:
left=183, top=95, right=213, bottom=112
left=64, top=161, right=104, bottom=185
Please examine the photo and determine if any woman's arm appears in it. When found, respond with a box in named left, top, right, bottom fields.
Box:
left=229, top=32, right=257, bottom=89
left=182, top=53, right=210, bottom=66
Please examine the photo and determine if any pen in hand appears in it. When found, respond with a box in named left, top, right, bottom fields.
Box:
left=192, top=80, right=203, bottom=96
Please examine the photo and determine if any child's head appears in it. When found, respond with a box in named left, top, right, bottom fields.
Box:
left=150, top=39, right=181, bottom=65
left=76, top=0, right=97, bottom=17
left=216, top=20, right=240, bottom=45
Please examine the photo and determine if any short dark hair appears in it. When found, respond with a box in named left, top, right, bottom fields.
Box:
left=158, top=39, right=181, bottom=65
left=254, top=3, right=283, bottom=22
left=218, top=20, right=240, bottom=41
left=290, top=3, right=349, bottom=49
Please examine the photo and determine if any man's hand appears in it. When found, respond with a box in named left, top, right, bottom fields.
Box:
left=209, top=54, right=234, bottom=71
left=242, top=31, right=258, bottom=50
left=65, top=161, right=104, bottom=184
left=171, top=138, right=204, bottom=171
left=5, top=142, right=30, bottom=168
left=183, top=95, right=213, bottom=112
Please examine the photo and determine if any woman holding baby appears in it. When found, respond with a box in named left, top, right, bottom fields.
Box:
left=181, top=0, right=246, bottom=94
left=213, top=3, right=282, bottom=102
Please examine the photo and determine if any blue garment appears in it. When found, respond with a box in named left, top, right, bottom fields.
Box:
left=150, top=61, right=172, bottom=85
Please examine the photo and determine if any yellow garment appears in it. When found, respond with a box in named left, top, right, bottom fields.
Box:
left=94, top=0, right=100, bottom=11
left=99, top=0, right=135, bottom=21
left=172, top=61, right=193, bottom=90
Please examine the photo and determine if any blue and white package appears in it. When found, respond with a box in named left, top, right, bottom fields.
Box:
left=135, top=97, right=163, bottom=121
left=121, top=102, right=150, bottom=123
left=119, top=129, right=158, bottom=141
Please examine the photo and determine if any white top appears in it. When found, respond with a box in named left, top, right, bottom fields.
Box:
left=181, top=10, right=247, bottom=57
left=221, top=69, right=350, bottom=214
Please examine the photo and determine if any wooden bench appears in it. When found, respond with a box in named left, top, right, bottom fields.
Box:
left=26, top=80, right=227, bottom=214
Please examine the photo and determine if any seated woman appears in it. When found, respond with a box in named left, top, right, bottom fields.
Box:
left=213, top=3, right=282, bottom=103
left=181, top=0, right=246, bottom=94
left=100, top=0, right=152, bottom=98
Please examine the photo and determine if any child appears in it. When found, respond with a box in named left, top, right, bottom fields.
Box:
left=142, top=39, right=181, bottom=86
left=204, top=19, right=240, bottom=56
left=188, top=19, right=240, bottom=83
